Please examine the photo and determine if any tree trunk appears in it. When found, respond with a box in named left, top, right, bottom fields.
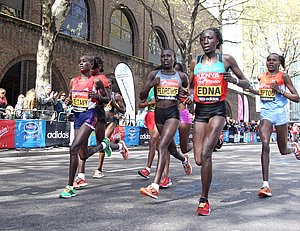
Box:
left=36, top=0, right=71, bottom=94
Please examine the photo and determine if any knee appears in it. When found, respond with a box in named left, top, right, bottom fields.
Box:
left=202, top=151, right=212, bottom=163
left=194, top=156, right=202, bottom=166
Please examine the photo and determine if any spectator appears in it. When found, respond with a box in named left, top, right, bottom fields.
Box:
left=37, top=83, right=57, bottom=120
left=4, top=105, right=14, bottom=120
left=15, top=94, right=25, bottom=119
left=23, top=88, right=37, bottom=119
left=0, top=88, right=7, bottom=118
left=54, top=91, right=68, bottom=120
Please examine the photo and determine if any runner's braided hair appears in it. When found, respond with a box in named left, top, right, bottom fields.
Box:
left=200, top=28, right=223, bottom=50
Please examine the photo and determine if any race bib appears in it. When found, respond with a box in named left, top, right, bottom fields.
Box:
left=259, top=89, right=275, bottom=101
left=72, top=91, right=89, bottom=109
left=197, top=85, right=222, bottom=102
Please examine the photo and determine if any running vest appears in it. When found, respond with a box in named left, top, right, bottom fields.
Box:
left=147, top=87, right=155, bottom=111
left=193, top=54, right=227, bottom=104
left=259, top=71, right=287, bottom=110
left=71, top=75, right=98, bottom=112
left=154, top=70, right=182, bottom=101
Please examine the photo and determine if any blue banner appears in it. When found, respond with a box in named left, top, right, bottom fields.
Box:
left=124, top=126, right=140, bottom=146
left=15, top=120, right=46, bottom=148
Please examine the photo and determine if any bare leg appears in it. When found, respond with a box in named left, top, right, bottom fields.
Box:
left=259, top=119, right=273, bottom=182
left=154, top=119, right=180, bottom=185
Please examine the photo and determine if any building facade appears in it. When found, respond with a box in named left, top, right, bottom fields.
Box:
left=0, top=0, right=259, bottom=121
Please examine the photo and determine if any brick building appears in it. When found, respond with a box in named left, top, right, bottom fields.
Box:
left=0, top=0, right=259, bottom=121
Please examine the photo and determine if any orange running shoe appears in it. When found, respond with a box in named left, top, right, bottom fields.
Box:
left=140, top=185, right=159, bottom=199
left=119, top=140, right=129, bottom=160
left=258, top=187, right=272, bottom=197
left=292, top=142, right=300, bottom=160
left=73, top=177, right=88, bottom=189
left=197, top=200, right=211, bottom=216
left=182, top=154, right=192, bottom=175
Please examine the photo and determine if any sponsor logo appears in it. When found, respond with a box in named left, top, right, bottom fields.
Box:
left=47, top=131, right=69, bottom=139
left=24, top=122, right=39, bottom=134
left=128, top=128, right=136, bottom=140
left=0, top=127, right=9, bottom=138
left=140, top=133, right=151, bottom=140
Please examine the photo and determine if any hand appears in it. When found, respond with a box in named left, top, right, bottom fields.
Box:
left=223, top=72, right=237, bottom=84
left=151, top=77, right=160, bottom=87
left=183, top=96, right=193, bottom=105
left=89, top=91, right=99, bottom=99
left=54, top=92, right=58, bottom=98
left=270, top=80, right=280, bottom=92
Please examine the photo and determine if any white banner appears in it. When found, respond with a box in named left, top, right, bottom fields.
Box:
left=244, top=95, right=249, bottom=122
left=115, top=63, right=136, bottom=125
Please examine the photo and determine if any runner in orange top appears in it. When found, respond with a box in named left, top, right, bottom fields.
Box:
left=248, top=53, right=300, bottom=198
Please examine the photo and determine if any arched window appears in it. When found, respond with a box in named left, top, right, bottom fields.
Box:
left=109, top=9, right=133, bottom=55
left=0, top=0, right=23, bottom=18
left=148, top=28, right=168, bottom=64
left=60, top=0, right=89, bottom=40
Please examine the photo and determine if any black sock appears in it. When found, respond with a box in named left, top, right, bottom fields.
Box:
left=199, top=197, right=208, bottom=203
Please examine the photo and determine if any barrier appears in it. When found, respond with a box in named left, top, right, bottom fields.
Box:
left=0, top=119, right=278, bottom=150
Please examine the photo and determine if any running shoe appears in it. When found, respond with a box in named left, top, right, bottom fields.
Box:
left=182, top=154, right=192, bottom=175
left=73, top=177, right=88, bottom=189
left=159, top=177, right=172, bottom=189
left=103, top=137, right=112, bottom=157
left=119, top=140, right=129, bottom=160
left=258, top=187, right=272, bottom=197
left=59, top=186, right=76, bottom=198
left=138, top=168, right=151, bottom=179
left=291, top=142, right=300, bottom=160
left=140, top=185, right=159, bottom=199
left=197, top=200, right=211, bottom=216
left=93, top=170, right=105, bottom=179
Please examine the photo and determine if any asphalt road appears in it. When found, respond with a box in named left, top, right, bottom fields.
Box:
left=0, top=143, right=300, bottom=231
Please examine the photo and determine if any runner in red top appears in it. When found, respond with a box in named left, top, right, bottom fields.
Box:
left=59, top=55, right=111, bottom=199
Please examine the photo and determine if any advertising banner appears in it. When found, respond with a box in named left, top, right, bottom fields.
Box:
left=115, top=63, right=136, bottom=125
left=45, top=121, right=70, bottom=147
left=15, top=120, right=46, bottom=148
left=124, top=126, right=140, bottom=146
left=0, top=120, right=16, bottom=149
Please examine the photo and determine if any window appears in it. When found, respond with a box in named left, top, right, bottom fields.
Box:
left=109, top=9, right=133, bottom=55
left=148, top=29, right=168, bottom=64
left=60, top=0, right=88, bottom=40
left=0, top=0, right=23, bottom=18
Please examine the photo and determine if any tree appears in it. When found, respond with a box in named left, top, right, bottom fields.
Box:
left=36, top=0, right=71, bottom=94
left=135, top=0, right=250, bottom=71
left=242, top=0, right=300, bottom=82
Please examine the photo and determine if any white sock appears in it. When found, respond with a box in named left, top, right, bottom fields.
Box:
left=262, top=181, right=269, bottom=188
left=101, top=142, right=107, bottom=149
left=118, top=143, right=122, bottom=151
left=66, top=185, right=73, bottom=190
left=151, top=183, right=159, bottom=191
left=182, top=156, right=187, bottom=164
left=146, top=167, right=151, bottom=172
left=78, top=173, right=85, bottom=180
left=293, top=147, right=297, bottom=154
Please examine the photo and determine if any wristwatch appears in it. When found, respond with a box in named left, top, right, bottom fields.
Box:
left=279, top=89, right=285, bottom=95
